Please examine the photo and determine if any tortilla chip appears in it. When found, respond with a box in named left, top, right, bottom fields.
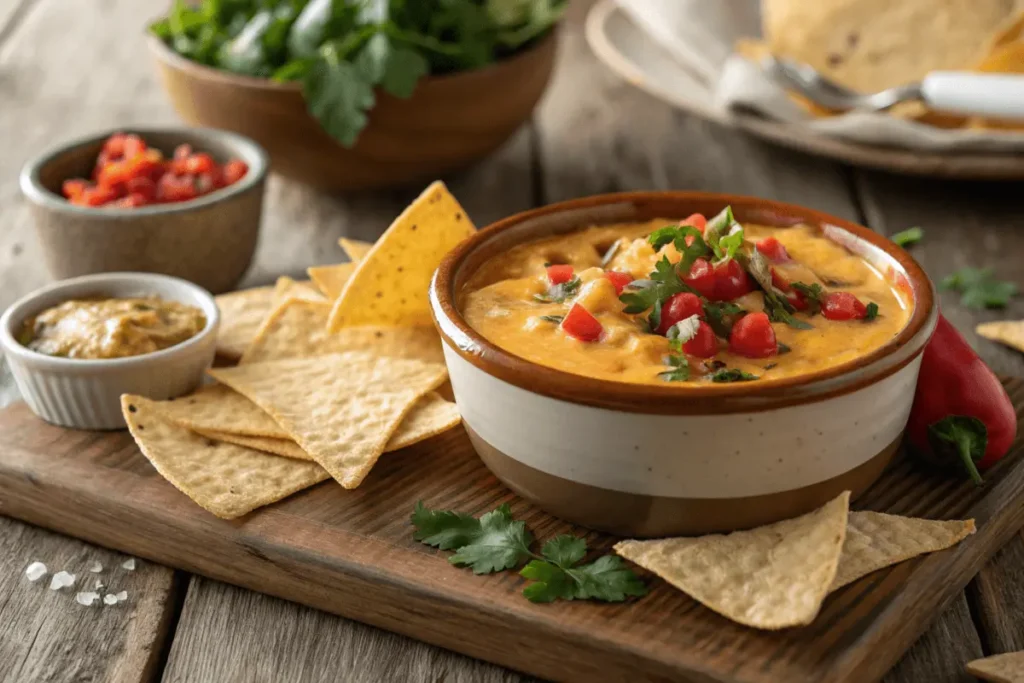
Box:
left=192, top=428, right=313, bottom=461
left=389, top=392, right=462, bottom=449
left=831, top=512, right=975, bottom=591
left=977, top=320, right=1024, bottom=352
left=307, top=263, right=356, bottom=299
left=213, top=286, right=276, bottom=360
left=968, top=652, right=1024, bottom=683
left=208, top=352, right=448, bottom=488
left=122, top=395, right=327, bottom=519
left=761, top=0, right=1020, bottom=94
left=339, top=238, right=374, bottom=262
left=272, top=276, right=324, bottom=304
left=241, top=298, right=444, bottom=365
left=328, top=181, right=476, bottom=330
left=615, top=492, right=849, bottom=630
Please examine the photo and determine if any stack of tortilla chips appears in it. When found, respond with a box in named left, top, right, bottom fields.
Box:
left=615, top=492, right=976, bottom=629
left=738, top=0, right=1024, bottom=129
left=123, top=181, right=475, bottom=519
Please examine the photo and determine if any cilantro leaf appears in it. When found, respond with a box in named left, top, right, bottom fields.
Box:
left=666, top=315, right=701, bottom=344
left=710, top=368, right=759, bottom=383
left=658, top=354, right=690, bottom=382
left=941, top=267, right=1018, bottom=310
left=864, top=302, right=879, bottom=321
left=355, top=32, right=429, bottom=98
left=539, top=314, right=564, bottom=324
left=412, top=502, right=533, bottom=574
left=520, top=536, right=648, bottom=603
left=790, top=282, right=824, bottom=316
left=535, top=275, right=581, bottom=303
left=703, top=301, right=744, bottom=337
left=743, top=249, right=812, bottom=330
left=703, top=206, right=744, bottom=263
left=303, top=51, right=375, bottom=148
left=891, top=226, right=924, bottom=248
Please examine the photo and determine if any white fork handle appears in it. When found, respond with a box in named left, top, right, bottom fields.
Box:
left=922, top=72, right=1024, bottom=120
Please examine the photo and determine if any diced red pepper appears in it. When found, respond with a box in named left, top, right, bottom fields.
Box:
left=711, top=259, right=754, bottom=301
left=125, top=176, right=156, bottom=201
left=604, top=270, right=633, bottom=295
left=222, top=160, right=248, bottom=186
left=821, top=292, right=867, bottom=320
left=561, top=303, right=603, bottom=342
left=729, top=312, right=777, bottom=358
left=182, top=153, right=216, bottom=175
left=173, top=144, right=193, bottom=160
left=62, top=179, right=89, bottom=201
left=96, top=160, right=132, bottom=191
left=682, top=213, right=707, bottom=232
left=101, top=133, right=128, bottom=160
left=546, top=264, right=574, bottom=285
left=76, top=185, right=118, bottom=207
left=684, top=258, right=717, bottom=299
left=121, top=134, right=147, bottom=160
left=682, top=320, right=718, bottom=358
left=156, top=173, right=198, bottom=203
left=113, top=192, right=150, bottom=208
left=195, top=170, right=223, bottom=195
left=757, top=237, right=791, bottom=262
left=655, top=292, right=704, bottom=335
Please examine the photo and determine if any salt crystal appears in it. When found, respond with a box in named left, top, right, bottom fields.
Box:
left=102, top=594, right=118, bottom=606
left=88, top=561, right=103, bottom=573
left=121, top=558, right=136, bottom=571
left=49, top=571, right=75, bottom=590
left=25, top=562, right=47, bottom=582
left=115, top=590, right=128, bottom=603
left=75, top=591, right=99, bottom=606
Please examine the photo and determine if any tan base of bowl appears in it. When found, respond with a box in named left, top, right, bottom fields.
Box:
left=467, top=425, right=898, bottom=537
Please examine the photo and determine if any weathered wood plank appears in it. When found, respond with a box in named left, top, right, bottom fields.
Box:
left=0, top=516, right=179, bottom=683
left=882, top=593, right=984, bottom=683
left=163, top=577, right=534, bottom=683
left=969, top=533, right=1024, bottom=654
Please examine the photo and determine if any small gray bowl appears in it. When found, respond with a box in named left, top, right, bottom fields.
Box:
left=19, top=127, right=268, bottom=295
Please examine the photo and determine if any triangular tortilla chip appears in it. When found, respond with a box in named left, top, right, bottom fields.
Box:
left=615, top=492, right=850, bottom=629
left=122, top=395, right=327, bottom=519
left=328, top=181, right=476, bottom=330
left=240, top=298, right=443, bottom=366
left=968, top=651, right=1024, bottom=683
left=977, top=320, right=1024, bottom=353
left=307, top=263, right=356, bottom=299
left=208, top=352, right=447, bottom=488
left=213, top=286, right=276, bottom=360
left=272, top=276, right=324, bottom=304
left=339, top=238, right=374, bottom=262
left=193, top=429, right=312, bottom=461
left=830, top=511, right=975, bottom=591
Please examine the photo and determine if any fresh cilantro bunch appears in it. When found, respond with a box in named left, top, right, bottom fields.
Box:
left=942, top=267, right=1018, bottom=310
left=412, top=502, right=648, bottom=603
left=151, top=0, right=567, bottom=147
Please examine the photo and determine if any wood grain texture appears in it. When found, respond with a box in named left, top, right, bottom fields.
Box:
left=2, top=381, right=1024, bottom=683
left=163, top=577, right=535, bottom=683
left=969, top=534, right=1024, bottom=655
left=0, top=516, right=179, bottom=683
left=881, top=593, right=984, bottom=683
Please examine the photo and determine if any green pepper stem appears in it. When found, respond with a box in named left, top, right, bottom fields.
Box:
left=954, top=430, right=985, bottom=486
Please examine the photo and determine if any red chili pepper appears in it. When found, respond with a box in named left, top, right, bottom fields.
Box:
left=907, top=314, right=1017, bottom=484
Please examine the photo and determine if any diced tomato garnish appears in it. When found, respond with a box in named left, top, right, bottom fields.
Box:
left=757, top=237, right=790, bottom=262
left=173, top=144, right=193, bottom=160
left=76, top=186, right=118, bottom=207
left=182, top=153, right=216, bottom=175
left=683, top=320, right=718, bottom=358
left=604, top=270, right=633, bottom=295
left=62, top=179, right=89, bottom=201
left=125, top=149, right=164, bottom=181
left=546, top=264, right=574, bottom=285
left=729, top=312, right=777, bottom=358
left=656, top=292, right=704, bottom=335
left=711, top=259, right=754, bottom=301
left=101, top=133, right=128, bottom=160
left=121, top=134, right=147, bottom=160
left=561, top=303, right=603, bottom=342
left=684, top=258, right=717, bottom=299
left=822, top=292, right=867, bottom=321
left=222, top=160, right=248, bottom=186
left=97, top=160, right=132, bottom=191
left=770, top=268, right=807, bottom=310
left=113, top=192, right=150, bottom=208
left=156, top=173, right=198, bottom=203
left=682, top=213, right=707, bottom=232
left=195, top=169, right=224, bottom=195
left=125, top=176, right=156, bottom=201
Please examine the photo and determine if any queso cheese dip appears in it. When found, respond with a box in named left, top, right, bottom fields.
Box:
left=460, top=211, right=911, bottom=385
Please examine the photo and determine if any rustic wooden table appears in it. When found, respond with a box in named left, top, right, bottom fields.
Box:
left=2, top=1, right=1023, bottom=681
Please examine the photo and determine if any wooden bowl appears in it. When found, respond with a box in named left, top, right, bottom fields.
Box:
left=148, top=32, right=559, bottom=191
left=19, top=128, right=268, bottom=295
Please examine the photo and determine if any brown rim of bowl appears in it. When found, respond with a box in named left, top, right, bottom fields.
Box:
left=430, top=191, right=939, bottom=415
left=145, top=28, right=558, bottom=92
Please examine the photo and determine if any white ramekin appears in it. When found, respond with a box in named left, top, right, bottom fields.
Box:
left=0, top=272, right=219, bottom=430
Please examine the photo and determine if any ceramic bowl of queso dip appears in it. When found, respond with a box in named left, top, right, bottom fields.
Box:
left=429, top=192, right=937, bottom=537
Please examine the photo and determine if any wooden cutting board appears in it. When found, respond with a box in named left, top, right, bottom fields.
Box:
left=3, top=379, right=1024, bottom=683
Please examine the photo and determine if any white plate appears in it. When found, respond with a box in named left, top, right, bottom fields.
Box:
left=585, top=0, right=1024, bottom=180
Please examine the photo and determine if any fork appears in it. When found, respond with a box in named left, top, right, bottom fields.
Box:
left=761, top=55, right=1024, bottom=120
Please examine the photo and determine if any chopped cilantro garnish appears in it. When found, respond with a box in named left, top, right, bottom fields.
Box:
left=539, top=315, right=564, bottom=324
left=703, top=301, right=744, bottom=337
left=777, top=341, right=792, bottom=354
left=658, top=354, right=690, bottom=382
left=710, top=368, right=759, bottom=383
left=863, top=302, right=879, bottom=321
left=412, top=502, right=647, bottom=603
left=941, top=267, right=1018, bottom=310
left=619, top=256, right=693, bottom=314
left=891, top=227, right=924, bottom=248
left=744, top=249, right=812, bottom=330
left=666, top=315, right=701, bottom=345
left=535, top=276, right=581, bottom=303
left=790, top=282, right=824, bottom=316
left=703, top=206, right=744, bottom=264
